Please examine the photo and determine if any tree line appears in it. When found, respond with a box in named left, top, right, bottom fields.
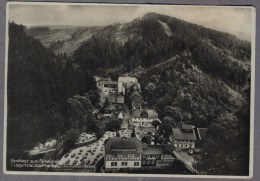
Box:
left=7, top=23, right=98, bottom=155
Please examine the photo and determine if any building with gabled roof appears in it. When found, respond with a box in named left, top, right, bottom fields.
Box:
left=107, top=92, right=125, bottom=110
left=170, top=124, right=197, bottom=149
left=142, top=145, right=175, bottom=167
left=131, top=109, right=161, bottom=127
left=107, top=93, right=124, bottom=104
left=129, top=90, right=143, bottom=109
left=104, top=137, right=143, bottom=171
left=97, top=79, right=118, bottom=95
left=118, top=76, right=139, bottom=93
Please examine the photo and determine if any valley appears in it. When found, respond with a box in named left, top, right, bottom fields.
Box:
left=7, top=12, right=251, bottom=175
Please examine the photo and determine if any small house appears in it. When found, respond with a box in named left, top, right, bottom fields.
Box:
left=129, top=91, right=143, bottom=109
left=118, top=76, right=138, bottom=93
left=142, top=145, right=175, bottom=168
left=170, top=124, right=197, bottom=149
left=107, top=93, right=125, bottom=110
left=131, top=109, right=161, bottom=127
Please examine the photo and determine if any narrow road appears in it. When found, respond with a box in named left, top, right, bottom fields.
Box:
left=172, top=150, right=199, bottom=174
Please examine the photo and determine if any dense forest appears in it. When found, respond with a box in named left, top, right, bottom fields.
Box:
left=135, top=52, right=250, bottom=175
left=71, top=13, right=251, bottom=175
left=73, top=13, right=250, bottom=88
left=8, top=12, right=251, bottom=175
left=7, top=23, right=98, bottom=155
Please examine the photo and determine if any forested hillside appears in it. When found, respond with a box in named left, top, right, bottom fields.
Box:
left=71, top=13, right=251, bottom=175
left=73, top=13, right=250, bottom=88
left=7, top=22, right=97, bottom=153
left=26, top=26, right=102, bottom=56
left=8, top=11, right=251, bottom=175
left=128, top=51, right=250, bottom=175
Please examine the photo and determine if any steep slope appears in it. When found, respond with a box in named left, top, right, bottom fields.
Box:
left=27, top=24, right=136, bottom=56
left=71, top=13, right=251, bottom=175
left=27, top=26, right=103, bottom=56
left=7, top=23, right=96, bottom=152
left=128, top=51, right=249, bottom=175
left=72, top=13, right=250, bottom=89
left=8, top=11, right=251, bottom=175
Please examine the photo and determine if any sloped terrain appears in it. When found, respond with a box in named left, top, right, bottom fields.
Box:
left=7, top=22, right=96, bottom=154
left=10, top=12, right=251, bottom=175
left=27, top=26, right=103, bottom=56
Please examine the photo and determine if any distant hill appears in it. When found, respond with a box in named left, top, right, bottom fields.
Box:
left=72, top=13, right=250, bottom=87
left=26, top=26, right=104, bottom=56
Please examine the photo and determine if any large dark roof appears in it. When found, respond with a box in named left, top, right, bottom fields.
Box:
left=142, top=145, right=172, bottom=155
left=172, top=127, right=197, bottom=141
left=107, top=93, right=124, bottom=104
left=141, top=136, right=155, bottom=144
left=105, top=137, right=143, bottom=154
left=131, top=109, right=141, bottom=118
left=129, top=91, right=143, bottom=101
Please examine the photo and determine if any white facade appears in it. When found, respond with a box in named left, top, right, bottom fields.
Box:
left=118, top=77, right=138, bottom=91
left=105, top=160, right=141, bottom=169
left=117, top=82, right=126, bottom=95
left=173, top=140, right=195, bottom=149
left=131, top=117, right=154, bottom=127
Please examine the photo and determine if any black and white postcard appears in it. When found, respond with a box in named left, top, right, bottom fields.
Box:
left=4, top=2, right=256, bottom=178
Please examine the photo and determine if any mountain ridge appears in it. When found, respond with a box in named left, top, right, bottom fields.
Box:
left=7, top=12, right=251, bottom=175
left=26, top=13, right=250, bottom=59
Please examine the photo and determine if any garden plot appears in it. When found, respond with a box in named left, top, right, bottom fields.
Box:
left=76, top=133, right=97, bottom=145
left=57, top=131, right=116, bottom=167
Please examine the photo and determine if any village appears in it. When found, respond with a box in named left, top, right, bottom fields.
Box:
left=29, top=75, right=208, bottom=174
left=6, top=3, right=252, bottom=177
left=58, top=75, right=209, bottom=173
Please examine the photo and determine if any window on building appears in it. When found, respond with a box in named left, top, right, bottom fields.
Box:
left=111, top=162, right=117, bottom=166
left=121, top=162, right=127, bottom=166
left=134, top=162, right=139, bottom=166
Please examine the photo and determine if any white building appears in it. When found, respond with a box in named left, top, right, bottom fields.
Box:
left=117, top=82, right=126, bottom=95
left=131, top=109, right=161, bottom=127
left=170, top=124, right=197, bottom=149
left=104, top=137, right=142, bottom=171
left=118, top=76, right=139, bottom=94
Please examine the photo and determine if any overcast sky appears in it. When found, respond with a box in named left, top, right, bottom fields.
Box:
left=8, top=3, right=254, bottom=41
